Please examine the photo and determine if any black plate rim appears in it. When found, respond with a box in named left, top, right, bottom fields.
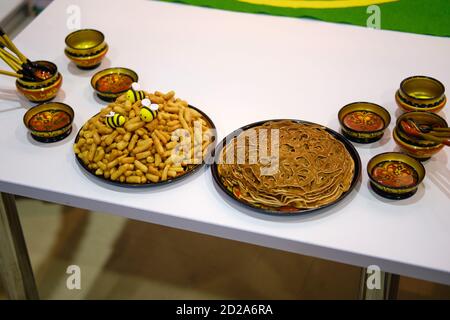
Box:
left=210, top=119, right=362, bottom=216
left=75, top=105, right=216, bottom=188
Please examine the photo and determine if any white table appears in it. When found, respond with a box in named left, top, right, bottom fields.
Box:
left=0, top=0, right=449, bottom=299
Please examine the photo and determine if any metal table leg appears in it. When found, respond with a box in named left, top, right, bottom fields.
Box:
left=359, top=267, right=399, bottom=300
left=0, top=193, right=39, bottom=300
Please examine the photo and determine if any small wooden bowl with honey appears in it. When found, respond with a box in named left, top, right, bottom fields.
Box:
left=338, top=102, right=391, bottom=143
left=396, top=76, right=446, bottom=113
left=367, top=152, right=425, bottom=200
left=91, top=67, right=138, bottom=102
left=23, top=102, right=74, bottom=143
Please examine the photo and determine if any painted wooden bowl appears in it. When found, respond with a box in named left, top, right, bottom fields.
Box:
left=396, top=76, right=446, bottom=113
left=23, top=102, right=74, bottom=143
left=91, top=67, right=138, bottom=102
left=338, top=102, right=390, bottom=143
left=65, top=29, right=108, bottom=69
left=16, top=61, right=62, bottom=102
left=367, top=152, right=425, bottom=200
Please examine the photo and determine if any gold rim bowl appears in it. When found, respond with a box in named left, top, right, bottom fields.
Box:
left=16, top=72, right=63, bottom=102
left=338, top=101, right=391, bottom=143
left=395, top=111, right=448, bottom=147
left=367, top=152, right=425, bottom=199
left=397, top=76, right=446, bottom=112
left=65, top=44, right=108, bottom=69
left=90, top=67, right=138, bottom=102
left=393, top=127, right=445, bottom=161
left=23, top=102, right=74, bottom=142
left=16, top=61, right=59, bottom=88
left=65, top=29, right=106, bottom=56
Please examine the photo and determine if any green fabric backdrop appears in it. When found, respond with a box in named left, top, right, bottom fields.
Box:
left=159, top=0, right=450, bottom=37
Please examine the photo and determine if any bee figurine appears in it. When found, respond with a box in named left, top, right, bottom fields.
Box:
left=105, top=111, right=126, bottom=129
left=140, top=98, right=159, bottom=122
left=126, top=82, right=146, bottom=103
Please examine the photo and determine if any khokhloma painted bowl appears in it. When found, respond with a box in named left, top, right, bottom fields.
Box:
left=338, top=102, right=391, bottom=143
left=65, top=29, right=108, bottom=69
left=393, top=111, right=447, bottom=161
left=23, top=102, right=74, bottom=143
left=396, top=76, right=446, bottom=113
left=367, top=152, right=425, bottom=200
left=16, top=61, right=62, bottom=102
left=90, top=67, right=138, bottom=102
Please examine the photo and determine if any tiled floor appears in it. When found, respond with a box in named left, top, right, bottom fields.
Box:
left=1, top=197, right=449, bottom=299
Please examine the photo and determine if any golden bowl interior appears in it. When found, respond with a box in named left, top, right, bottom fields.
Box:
left=395, top=111, right=448, bottom=147
left=400, top=76, right=445, bottom=101
left=23, top=102, right=74, bottom=132
left=367, top=152, right=425, bottom=190
left=338, top=102, right=391, bottom=132
left=91, top=67, right=138, bottom=95
left=65, top=29, right=105, bottom=51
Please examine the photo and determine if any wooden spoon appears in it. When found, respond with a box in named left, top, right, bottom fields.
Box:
left=400, top=120, right=450, bottom=146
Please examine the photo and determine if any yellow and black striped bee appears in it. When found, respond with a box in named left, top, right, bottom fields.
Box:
left=126, top=82, right=146, bottom=103
left=140, top=98, right=159, bottom=122
left=105, top=112, right=126, bottom=128
left=126, top=89, right=146, bottom=103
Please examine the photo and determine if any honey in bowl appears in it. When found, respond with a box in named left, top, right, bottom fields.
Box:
left=371, top=161, right=418, bottom=189
left=29, top=109, right=71, bottom=132
left=343, top=110, right=384, bottom=132
left=91, top=67, right=138, bottom=102
left=95, top=73, right=134, bottom=93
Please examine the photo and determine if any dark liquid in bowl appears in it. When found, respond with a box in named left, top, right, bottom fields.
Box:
left=343, top=110, right=384, bottom=132
left=372, top=161, right=418, bottom=188
left=96, top=73, right=134, bottom=93
left=29, top=110, right=71, bottom=131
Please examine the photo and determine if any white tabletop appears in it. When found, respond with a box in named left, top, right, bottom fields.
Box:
left=0, top=0, right=449, bottom=285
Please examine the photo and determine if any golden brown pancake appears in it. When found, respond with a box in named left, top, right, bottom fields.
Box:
left=218, top=120, right=355, bottom=210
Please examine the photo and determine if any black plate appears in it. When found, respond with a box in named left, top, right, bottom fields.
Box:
left=75, top=105, right=216, bottom=188
left=211, top=119, right=361, bottom=216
